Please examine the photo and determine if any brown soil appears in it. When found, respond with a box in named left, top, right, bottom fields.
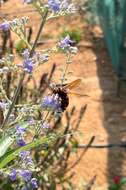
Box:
left=1, top=1, right=126, bottom=189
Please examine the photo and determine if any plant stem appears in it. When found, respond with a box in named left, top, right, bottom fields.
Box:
left=1, top=72, right=25, bottom=129
left=35, top=110, right=50, bottom=138
left=61, top=54, right=71, bottom=85
left=62, top=64, right=69, bottom=83
left=1, top=10, right=48, bottom=129
left=30, top=10, right=48, bottom=57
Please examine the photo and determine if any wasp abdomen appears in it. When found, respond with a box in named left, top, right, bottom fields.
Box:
left=53, top=88, right=69, bottom=111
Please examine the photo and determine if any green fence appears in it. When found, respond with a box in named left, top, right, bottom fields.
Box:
left=85, top=0, right=126, bottom=79
left=97, top=0, right=126, bottom=79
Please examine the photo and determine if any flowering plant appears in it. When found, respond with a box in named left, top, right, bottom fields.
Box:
left=109, top=176, right=126, bottom=190
left=0, top=1, right=85, bottom=189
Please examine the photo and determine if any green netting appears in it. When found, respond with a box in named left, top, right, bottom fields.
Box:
left=97, top=0, right=126, bottom=78
left=85, top=0, right=126, bottom=79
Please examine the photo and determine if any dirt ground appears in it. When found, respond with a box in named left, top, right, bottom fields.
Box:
left=1, top=1, right=126, bottom=189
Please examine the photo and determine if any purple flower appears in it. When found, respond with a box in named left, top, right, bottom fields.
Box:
left=9, top=169, right=17, bottom=181
left=31, top=178, right=38, bottom=188
left=61, top=0, right=69, bottom=9
left=16, top=125, right=26, bottom=135
left=22, top=49, right=30, bottom=59
left=36, top=52, right=49, bottom=63
left=19, top=151, right=32, bottom=164
left=0, top=21, right=10, bottom=31
left=24, top=58, right=34, bottom=73
left=42, top=95, right=61, bottom=111
left=27, top=118, right=35, bottom=125
left=22, top=50, right=49, bottom=72
left=22, top=49, right=34, bottom=73
left=19, top=170, right=32, bottom=181
left=41, top=122, right=50, bottom=129
left=17, top=138, right=26, bottom=146
left=16, top=124, right=27, bottom=147
left=46, top=0, right=76, bottom=14
left=0, top=102, right=6, bottom=109
left=19, top=150, right=30, bottom=158
left=47, top=0, right=61, bottom=12
left=58, top=36, right=73, bottom=49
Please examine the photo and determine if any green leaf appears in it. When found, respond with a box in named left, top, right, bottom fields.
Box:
left=50, top=182, right=56, bottom=190
left=0, top=136, right=14, bottom=158
left=0, top=134, right=57, bottom=169
left=15, top=39, right=27, bottom=54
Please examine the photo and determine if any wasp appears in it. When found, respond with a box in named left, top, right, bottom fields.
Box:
left=50, top=79, right=87, bottom=111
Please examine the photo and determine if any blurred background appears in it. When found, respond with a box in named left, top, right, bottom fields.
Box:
left=1, top=0, right=126, bottom=189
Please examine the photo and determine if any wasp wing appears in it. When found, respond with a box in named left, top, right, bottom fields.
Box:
left=63, top=79, right=81, bottom=90
left=68, top=91, right=89, bottom=97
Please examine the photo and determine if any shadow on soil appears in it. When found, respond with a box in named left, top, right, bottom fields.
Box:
left=90, top=31, right=126, bottom=186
